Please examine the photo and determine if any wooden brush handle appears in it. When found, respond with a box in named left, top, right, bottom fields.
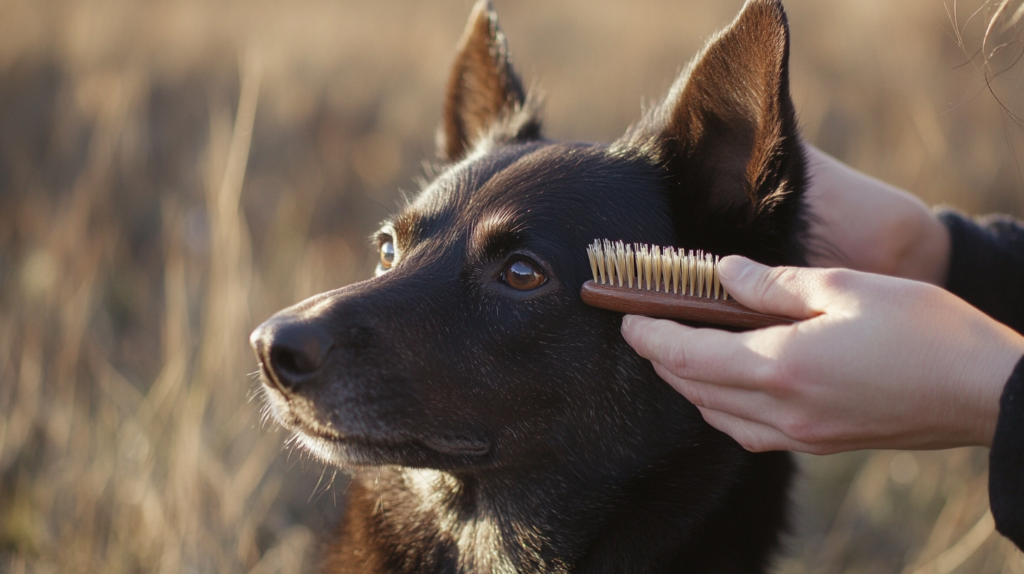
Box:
left=581, top=281, right=795, bottom=331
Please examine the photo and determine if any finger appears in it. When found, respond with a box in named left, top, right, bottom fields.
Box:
left=621, top=314, right=694, bottom=361
left=623, top=314, right=783, bottom=388
left=651, top=362, right=778, bottom=425
left=718, top=256, right=839, bottom=319
left=697, top=407, right=818, bottom=453
left=701, top=406, right=870, bottom=455
left=653, top=361, right=856, bottom=452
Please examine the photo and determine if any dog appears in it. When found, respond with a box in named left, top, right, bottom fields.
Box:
left=250, top=0, right=810, bottom=571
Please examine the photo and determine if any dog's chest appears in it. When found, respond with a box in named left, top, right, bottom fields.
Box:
left=367, top=469, right=573, bottom=574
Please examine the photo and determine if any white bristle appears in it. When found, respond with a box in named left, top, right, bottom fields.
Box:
left=706, top=254, right=714, bottom=297
left=622, top=240, right=630, bottom=286
left=642, top=245, right=653, bottom=290
left=610, top=241, right=622, bottom=286
left=614, top=241, right=627, bottom=287
left=696, top=252, right=703, bottom=295
left=695, top=252, right=704, bottom=297
left=588, top=239, right=730, bottom=301
left=670, top=248, right=680, bottom=294
left=635, top=244, right=645, bottom=289
left=678, top=250, right=687, bottom=295
left=708, top=254, right=716, bottom=298
left=587, top=243, right=599, bottom=282
left=664, top=250, right=671, bottom=292
left=603, top=239, right=616, bottom=287
left=705, top=254, right=712, bottom=299
left=652, top=245, right=662, bottom=292
left=688, top=249, right=696, bottom=294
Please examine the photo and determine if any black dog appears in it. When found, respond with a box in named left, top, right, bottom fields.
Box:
left=251, top=0, right=809, bottom=571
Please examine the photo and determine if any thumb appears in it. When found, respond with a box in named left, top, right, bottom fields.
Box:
left=718, top=256, right=828, bottom=320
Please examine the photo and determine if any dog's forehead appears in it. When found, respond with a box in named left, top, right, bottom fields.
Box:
left=421, top=144, right=588, bottom=212
left=401, top=142, right=655, bottom=244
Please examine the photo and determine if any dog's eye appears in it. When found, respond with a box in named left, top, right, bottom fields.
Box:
left=502, top=259, right=546, bottom=291
left=379, top=241, right=396, bottom=269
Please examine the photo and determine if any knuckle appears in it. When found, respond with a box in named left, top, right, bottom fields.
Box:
left=806, top=443, right=841, bottom=456
left=664, top=344, right=692, bottom=378
left=679, top=382, right=707, bottom=408
left=778, top=414, right=823, bottom=445
left=754, top=265, right=813, bottom=310
left=689, top=387, right=710, bottom=409
left=751, top=358, right=795, bottom=396
left=816, top=267, right=854, bottom=292
left=777, top=416, right=807, bottom=441
left=752, top=266, right=790, bottom=307
left=737, top=437, right=770, bottom=453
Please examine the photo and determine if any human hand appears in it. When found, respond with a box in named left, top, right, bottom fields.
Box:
left=803, top=145, right=951, bottom=284
left=620, top=256, right=1024, bottom=454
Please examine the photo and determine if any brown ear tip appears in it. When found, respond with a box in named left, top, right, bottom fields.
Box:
left=745, top=0, right=785, bottom=10
left=462, top=0, right=502, bottom=51
left=469, top=0, right=497, bottom=24
left=743, top=0, right=788, bottom=23
left=733, top=0, right=790, bottom=47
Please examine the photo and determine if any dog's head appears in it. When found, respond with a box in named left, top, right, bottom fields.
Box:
left=251, top=0, right=807, bottom=475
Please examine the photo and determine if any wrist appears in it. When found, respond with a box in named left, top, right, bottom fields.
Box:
left=961, top=325, right=1024, bottom=448
left=890, top=206, right=950, bottom=286
left=803, top=145, right=951, bottom=284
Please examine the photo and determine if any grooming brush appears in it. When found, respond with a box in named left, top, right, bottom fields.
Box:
left=582, top=239, right=795, bottom=331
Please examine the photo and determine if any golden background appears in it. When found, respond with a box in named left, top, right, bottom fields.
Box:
left=0, top=0, right=1022, bottom=572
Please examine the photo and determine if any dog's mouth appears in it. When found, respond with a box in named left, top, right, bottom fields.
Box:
left=418, top=435, right=491, bottom=456
left=294, top=424, right=492, bottom=468
left=263, top=388, right=491, bottom=466
left=297, top=418, right=490, bottom=457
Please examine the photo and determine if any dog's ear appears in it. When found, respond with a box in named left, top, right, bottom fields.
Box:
left=629, top=0, right=806, bottom=255
left=438, top=0, right=541, bottom=162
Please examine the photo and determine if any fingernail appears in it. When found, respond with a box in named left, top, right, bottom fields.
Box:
left=718, top=256, right=754, bottom=282
left=621, top=314, right=650, bottom=334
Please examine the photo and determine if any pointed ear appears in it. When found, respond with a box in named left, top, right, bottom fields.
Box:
left=645, top=0, right=806, bottom=225
left=438, top=0, right=541, bottom=162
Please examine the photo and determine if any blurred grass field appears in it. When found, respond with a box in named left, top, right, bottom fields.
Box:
left=1, top=0, right=1023, bottom=572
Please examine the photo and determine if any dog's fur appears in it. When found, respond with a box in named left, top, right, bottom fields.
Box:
left=251, top=1, right=810, bottom=572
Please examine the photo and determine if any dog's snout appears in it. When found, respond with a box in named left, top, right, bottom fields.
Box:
left=250, top=318, right=334, bottom=392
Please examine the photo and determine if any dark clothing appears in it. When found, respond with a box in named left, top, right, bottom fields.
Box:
left=938, top=210, right=1024, bottom=551
left=991, top=356, right=1024, bottom=550
left=941, top=212, right=1024, bottom=334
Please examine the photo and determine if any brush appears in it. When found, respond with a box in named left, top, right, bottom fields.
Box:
left=582, top=239, right=795, bottom=331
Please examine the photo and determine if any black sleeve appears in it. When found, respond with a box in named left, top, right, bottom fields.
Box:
left=937, top=209, right=1024, bottom=551
left=938, top=210, right=1024, bottom=333
left=990, top=356, right=1024, bottom=550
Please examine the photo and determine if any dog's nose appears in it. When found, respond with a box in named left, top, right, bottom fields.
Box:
left=250, top=318, right=334, bottom=392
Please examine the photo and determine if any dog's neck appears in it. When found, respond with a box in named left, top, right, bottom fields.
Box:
left=394, top=469, right=526, bottom=570
left=324, top=440, right=792, bottom=574
left=350, top=466, right=610, bottom=573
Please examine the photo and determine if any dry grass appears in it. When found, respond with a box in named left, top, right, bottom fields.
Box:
left=0, top=0, right=1022, bottom=572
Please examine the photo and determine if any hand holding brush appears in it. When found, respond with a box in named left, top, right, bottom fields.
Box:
left=580, top=239, right=794, bottom=330
left=619, top=255, right=1024, bottom=454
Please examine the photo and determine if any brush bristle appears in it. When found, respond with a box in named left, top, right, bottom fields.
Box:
left=586, top=239, right=729, bottom=300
